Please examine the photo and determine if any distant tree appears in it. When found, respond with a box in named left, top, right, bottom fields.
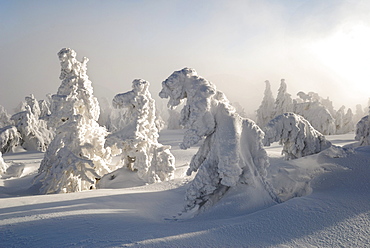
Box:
left=256, top=80, right=275, bottom=127
left=263, top=113, right=331, bottom=160
left=35, top=48, right=113, bottom=194
left=160, top=68, right=278, bottom=215
left=105, top=79, right=175, bottom=183
left=341, top=108, right=354, bottom=134
left=334, top=106, right=346, bottom=134
left=354, top=104, right=365, bottom=124
left=274, top=79, right=293, bottom=117
left=0, top=105, right=12, bottom=128
left=167, top=109, right=182, bottom=130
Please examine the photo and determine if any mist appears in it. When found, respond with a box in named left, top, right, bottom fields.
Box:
left=1, top=0, right=370, bottom=116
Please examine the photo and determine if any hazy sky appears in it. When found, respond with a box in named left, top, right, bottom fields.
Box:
left=1, top=0, right=370, bottom=115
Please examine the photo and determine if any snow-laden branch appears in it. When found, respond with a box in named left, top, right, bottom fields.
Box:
left=264, top=113, right=332, bottom=160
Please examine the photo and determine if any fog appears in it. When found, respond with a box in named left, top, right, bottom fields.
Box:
left=1, top=0, right=370, bottom=116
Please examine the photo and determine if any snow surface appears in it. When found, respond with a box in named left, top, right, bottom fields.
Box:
left=0, top=131, right=369, bottom=247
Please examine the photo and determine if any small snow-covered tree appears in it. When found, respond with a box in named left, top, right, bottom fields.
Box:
left=354, top=104, right=365, bottom=124
left=159, top=67, right=278, bottom=215
left=0, top=126, right=21, bottom=153
left=263, top=113, right=331, bottom=160
left=105, top=79, right=175, bottom=183
left=274, top=79, right=293, bottom=117
left=35, top=48, right=113, bottom=194
left=11, top=95, right=54, bottom=152
left=256, top=80, right=275, bottom=127
left=334, top=105, right=346, bottom=134
left=0, top=152, right=9, bottom=175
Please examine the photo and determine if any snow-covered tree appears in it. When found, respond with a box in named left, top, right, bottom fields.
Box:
left=294, top=101, right=336, bottom=135
left=341, top=108, right=354, bottom=134
left=263, top=113, right=332, bottom=160
left=34, top=48, right=113, bottom=194
left=274, top=79, right=293, bottom=117
left=159, top=67, right=278, bottom=215
left=355, top=113, right=370, bottom=146
left=0, top=126, right=21, bottom=153
left=105, top=79, right=175, bottom=183
left=11, top=95, right=54, bottom=152
left=354, top=104, right=365, bottom=124
left=0, top=152, right=9, bottom=175
left=0, top=105, right=12, bottom=128
left=256, top=80, right=275, bottom=127
left=334, top=105, right=346, bottom=134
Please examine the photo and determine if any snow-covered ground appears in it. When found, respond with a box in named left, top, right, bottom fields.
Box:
left=0, top=130, right=369, bottom=247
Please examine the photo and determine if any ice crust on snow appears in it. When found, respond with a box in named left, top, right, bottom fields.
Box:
left=160, top=67, right=278, bottom=214
left=264, top=113, right=332, bottom=160
left=34, top=48, right=113, bottom=194
left=104, top=79, right=175, bottom=184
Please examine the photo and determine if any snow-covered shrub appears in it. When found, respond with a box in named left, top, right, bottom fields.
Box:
left=355, top=114, right=370, bottom=146
left=263, top=113, right=332, bottom=160
left=160, top=67, right=278, bottom=214
left=11, top=101, right=54, bottom=152
left=274, top=79, right=293, bottom=117
left=256, top=80, right=275, bottom=127
left=0, top=105, right=12, bottom=128
left=35, top=48, right=113, bottom=194
left=0, top=152, right=9, bottom=175
left=0, top=126, right=21, bottom=153
left=105, top=79, right=175, bottom=183
left=294, top=101, right=336, bottom=135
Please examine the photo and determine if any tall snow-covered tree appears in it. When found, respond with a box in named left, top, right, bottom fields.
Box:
left=334, top=105, right=346, bottom=134
left=274, top=79, right=293, bottom=117
left=354, top=104, right=365, bottom=124
left=355, top=110, right=370, bottom=146
left=160, top=67, right=278, bottom=215
left=105, top=79, right=175, bottom=184
left=263, top=113, right=331, bottom=160
left=34, top=48, right=113, bottom=194
left=256, top=80, right=275, bottom=127
left=341, top=108, right=354, bottom=134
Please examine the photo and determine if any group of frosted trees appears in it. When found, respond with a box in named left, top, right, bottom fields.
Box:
left=2, top=48, right=370, bottom=217
left=256, top=79, right=359, bottom=135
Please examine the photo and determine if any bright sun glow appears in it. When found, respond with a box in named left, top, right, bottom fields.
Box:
left=309, top=23, right=370, bottom=90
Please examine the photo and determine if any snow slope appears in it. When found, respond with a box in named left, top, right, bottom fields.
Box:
left=0, top=131, right=369, bottom=247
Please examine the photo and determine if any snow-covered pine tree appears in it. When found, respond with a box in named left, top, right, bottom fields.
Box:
left=256, top=80, right=275, bottom=127
left=355, top=108, right=370, bottom=146
left=354, top=104, right=365, bottom=124
left=341, top=108, right=354, bottom=134
left=105, top=79, right=175, bottom=184
left=160, top=67, right=278, bottom=215
left=167, top=109, right=182, bottom=130
left=274, top=79, right=293, bottom=117
left=335, top=106, right=346, bottom=134
left=34, top=48, right=113, bottom=194
left=0, top=126, right=21, bottom=153
left=263, top=113, right=331, bottom=160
